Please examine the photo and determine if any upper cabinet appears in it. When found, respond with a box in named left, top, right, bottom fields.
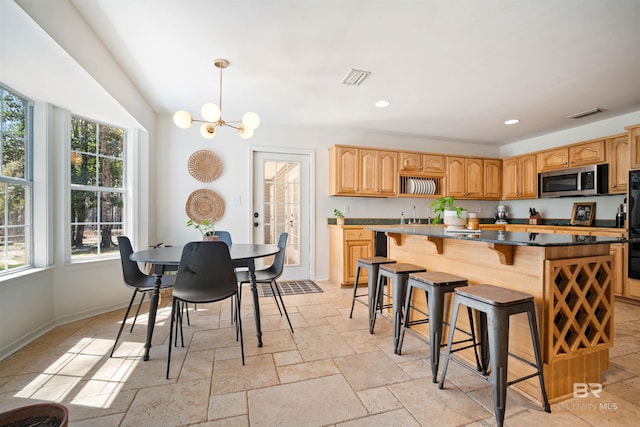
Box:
left=329, top=146, right=359, bottom=196
left=537, top=140, right=606, bottom=172
left=399, top=152, right=446, bottom=175
left=606, top=133, right=630, bottom=195
left=628, top=124, right=640, bottom=170
left=503, top=154, right=537, bottom=199
left=446, top=157, right=484, bottom=199
left=359, top=149, right=398, bottom=196
left=484, top=159, right=503, bottom=200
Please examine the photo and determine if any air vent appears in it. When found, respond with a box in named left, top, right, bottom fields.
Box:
left=567, top=107, right=602, bottom=119
left=341, top=69, right=371, bottom=86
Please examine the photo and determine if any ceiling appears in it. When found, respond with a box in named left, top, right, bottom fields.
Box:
left=16, top=1, right=640, bottom=145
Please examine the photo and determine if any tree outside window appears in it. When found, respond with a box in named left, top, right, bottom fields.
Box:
left=0, top=84, right=31, bottom=274
left=70, top=116, right=125, bottom=259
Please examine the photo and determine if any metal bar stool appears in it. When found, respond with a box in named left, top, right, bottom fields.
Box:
left=397, top=271, right=478, bottom=383
left=438, top=284, right=551, bottom=427
left=371, top=262, right=426, bottom=353
left=349, top=257, right=396, bottom=324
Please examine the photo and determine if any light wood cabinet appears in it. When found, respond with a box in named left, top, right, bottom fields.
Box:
left=610, top=243, right=625, bottom=296
left=328, top=226, right=374, bottom=287
left=359, top=149, right=397, bottom=196
left=537, top=140, right=606, bottom=172
left=483, top=159, right=502, bottom=199
left=399, top=152, right=422, bottom=171
left=446, top=157, right=484, bottom=199
left=606, top=133, right=630, bottom=195
left=329, top=146, right=359, bottom=196
left=503, top=154, right=537, bottom=199
left=422, top=154, right=446, bottom=174
left=627, top=123, right=640, bottom=169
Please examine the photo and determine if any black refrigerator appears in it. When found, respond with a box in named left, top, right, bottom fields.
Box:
left=629, top=170, right=640, bottom=278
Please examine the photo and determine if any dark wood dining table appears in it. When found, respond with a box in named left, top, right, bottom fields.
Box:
left=130, top=243, right=280, bottom=360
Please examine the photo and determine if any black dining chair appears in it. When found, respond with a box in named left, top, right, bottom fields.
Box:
left=236, top=232, right=293, bottom=333
left=111, top=236, right=175, bottom=357
left=167, top=241, right=244, bottom=379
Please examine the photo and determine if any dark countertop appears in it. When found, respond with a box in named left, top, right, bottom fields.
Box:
left=364, top=224, right=630, bottom=247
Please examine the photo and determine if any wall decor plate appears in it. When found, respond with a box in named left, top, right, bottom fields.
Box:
left=187, top=149, right=223, bottom=182
left=185, top=189, right=225, bottom=223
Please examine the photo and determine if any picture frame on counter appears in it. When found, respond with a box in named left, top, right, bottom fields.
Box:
left=570, top=202, right=596, bottom=226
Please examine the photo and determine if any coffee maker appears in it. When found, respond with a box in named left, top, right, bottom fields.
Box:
left=494, top=205, right=508, bottom=224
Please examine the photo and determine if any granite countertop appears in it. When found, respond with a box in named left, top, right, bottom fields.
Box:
left=364, top=224, right=630, bottom=247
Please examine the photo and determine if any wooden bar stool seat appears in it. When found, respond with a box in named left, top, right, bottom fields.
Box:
left=372, top=262, right=426, bottom=353
left=397, top=271, right=475, bottom=383
left=438, top=284, right=551, bottom=427
left=349, top=257, right=396, bottom=325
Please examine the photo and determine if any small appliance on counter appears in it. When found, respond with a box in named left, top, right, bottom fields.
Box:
left=494, top=205, right=508, bottom=224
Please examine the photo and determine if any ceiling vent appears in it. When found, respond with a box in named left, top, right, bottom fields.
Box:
left=341, top=69, right=371, bottom=86
left=567, top=107, right=602, bottom=119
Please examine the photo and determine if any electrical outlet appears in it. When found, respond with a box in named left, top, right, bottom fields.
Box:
left=344, top=205, right=350, bottom=215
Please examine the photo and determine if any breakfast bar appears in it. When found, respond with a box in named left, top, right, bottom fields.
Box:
left=365, top=224, right=626, bottom=403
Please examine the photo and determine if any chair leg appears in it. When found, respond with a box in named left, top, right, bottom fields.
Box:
left=235, top=292, right=245, bottom=365
left=130, top=292, right=146, bottom=333
left=166, top=298, right=177, bottom=379
left=527, top=308, right=551, bottom=413
left=269, top=281, right=284, bottom=316
left=272, top=280, right=294, bottom=333
left=370, top=273, right=384, bottom=334
left=110, top=289, right=139, bottom=357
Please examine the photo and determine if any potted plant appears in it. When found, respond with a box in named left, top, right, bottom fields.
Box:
left=431, top=196, right=467, bottom=229
left=186, top=218, right=218, bottom=240
left=0, top=403, right=69, bottom=426
left=333, top=209, right=345, bottom=226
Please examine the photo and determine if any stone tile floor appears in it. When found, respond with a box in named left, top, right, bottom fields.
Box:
left=1, top=280, right=640, bottom=426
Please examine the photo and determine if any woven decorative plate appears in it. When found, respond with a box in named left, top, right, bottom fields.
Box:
left=185, top=189, right=225, bottom=223
left=187, top=150, right=223, bottom=182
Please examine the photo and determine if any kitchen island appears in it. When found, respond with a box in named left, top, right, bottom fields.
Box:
left=365, top=224, right=627, bottom=403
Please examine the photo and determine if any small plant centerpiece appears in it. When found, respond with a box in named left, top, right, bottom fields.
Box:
left=334, top=209, right=345, bottom=225
left=431, top=196, right=468, bottom=229
left=186, top=218, right=217, bottom=240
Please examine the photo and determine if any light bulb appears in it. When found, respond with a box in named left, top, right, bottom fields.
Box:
left=238, top=126, right=254, bottom=139
left=173, top=110, right=193, bottom=128
left=200, top=123, right=216, bottom=139
left=201, top=103, right=221, bottom=122
left=242, top=112, right=260, bottom=130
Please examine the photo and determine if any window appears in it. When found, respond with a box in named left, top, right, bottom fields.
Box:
left=70, top=116, right=125, bottom=259
left=0, top=84, right=32, bottom=274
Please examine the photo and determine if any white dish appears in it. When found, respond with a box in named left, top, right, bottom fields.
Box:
left=427, top=180, right=433, bottom=194
left=407, top=178, right=415, bottom=194
left=420, top=179, right=426, bottom=194
left=430, top=179, right=436, bottom=194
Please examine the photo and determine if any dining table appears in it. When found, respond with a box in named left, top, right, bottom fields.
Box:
left=130, top=243, right=280, bottom=361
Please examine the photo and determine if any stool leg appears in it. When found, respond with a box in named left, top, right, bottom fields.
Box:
left=438, top=296, right=461, bottom=389
left=368, top=264, right=380, bottom=326
left=396, top=284, right=414, bottom=355
left=487, top=310, right=509, bottom=427
left=527, top=306, right=551, bottom=413
left=370, top=273, right=383, bottom=334
left=392, top=274, right=407, bottom=354
left=349, top=265, right=362, bottom=318
left=428, top=287, right=444, bottom=383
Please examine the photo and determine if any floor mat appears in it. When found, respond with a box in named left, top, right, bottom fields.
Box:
left=257, top=280, right=323, bottom=297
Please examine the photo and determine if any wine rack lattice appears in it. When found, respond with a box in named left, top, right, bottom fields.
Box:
left=546, top=255, right=613, bottom=362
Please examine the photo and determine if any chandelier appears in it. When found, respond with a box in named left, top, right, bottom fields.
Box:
left=173, top=58, right=260, bottom=139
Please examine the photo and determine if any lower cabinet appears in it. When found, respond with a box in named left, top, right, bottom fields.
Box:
left=329, top=226, right=374, bottom=287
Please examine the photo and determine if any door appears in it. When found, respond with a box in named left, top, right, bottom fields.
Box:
left=253, top=150, right=312, bottom=280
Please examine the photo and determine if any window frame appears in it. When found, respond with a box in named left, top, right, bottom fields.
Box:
left=69, top=114, right=126, bottom=262
left=0, top=83, right=34, bottom=276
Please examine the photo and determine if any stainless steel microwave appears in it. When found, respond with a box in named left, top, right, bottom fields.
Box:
left=538, top=164, right=609, bottom=198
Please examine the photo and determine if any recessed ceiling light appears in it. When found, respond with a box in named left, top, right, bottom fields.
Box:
left=375, top=100, right=390, bottom=108
left=504, top=119, right=519, bottom=125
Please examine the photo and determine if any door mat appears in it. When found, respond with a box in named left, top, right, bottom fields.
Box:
left=257, top=280, right=323, bottom=297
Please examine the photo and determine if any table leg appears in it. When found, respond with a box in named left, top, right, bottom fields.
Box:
left=248, top=260, right=263, bottom=347
left=144, top=266, right=165, bottom=361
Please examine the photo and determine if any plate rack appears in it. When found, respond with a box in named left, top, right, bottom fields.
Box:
left=399, top=175, right=443, bottom=197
